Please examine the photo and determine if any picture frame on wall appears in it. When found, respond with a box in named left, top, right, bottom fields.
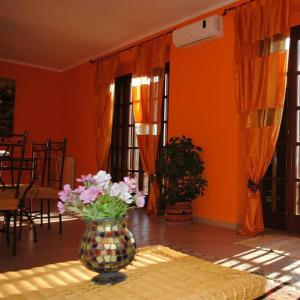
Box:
left=0, top=77, right=15, bottom=136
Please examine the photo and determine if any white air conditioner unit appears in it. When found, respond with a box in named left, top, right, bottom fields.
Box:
left=172, top=15, right=223, bottom=48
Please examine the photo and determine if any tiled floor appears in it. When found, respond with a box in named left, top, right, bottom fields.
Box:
left=1, top=209, right=300, bottom=299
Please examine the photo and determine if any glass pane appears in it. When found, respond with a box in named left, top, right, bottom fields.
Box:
left=134, top=172, right=139, bottom=186
left=143, top=173, right=149, bottom=195
left=276, top=180, right=285, bottom=213
left=164, top=74, right=168, bottom=96
left=297, top=111, right=300, bottom=142
left=296, top=182, right=300, bottom=215
left=128, top=127, right=133, bottom=147
left=134, top=149, right=139, bottom=170
left=129, top=104, right=133, bottom=125
left=164, top=99, right=168, bottom=121
left=277, top=144, right=286, bottom=177
left=296, top=147, right=300, bottom=179
left=297, top=75, right=300, bottom=106
left=127, top=149, right=132, bottom=169
left=134, top=134, right=138, bottom=147
left=262, top=180, right=272, bottom=212
left=298, top=40, right=300, bottom=71
left=163, top=125, right=167, bottom=146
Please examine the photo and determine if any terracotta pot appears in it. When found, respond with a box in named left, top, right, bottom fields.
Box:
left=165, top=201, right=193, bottom=225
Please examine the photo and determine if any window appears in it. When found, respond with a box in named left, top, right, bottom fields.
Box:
left=110, top=64, right=170, bottom=195
left=261, top=26, right=300, bottom=232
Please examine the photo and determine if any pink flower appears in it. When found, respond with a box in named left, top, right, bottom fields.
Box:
left=77, top=174, right=97, bottom=185
left=79, top=186, right=101, bottom=204
left=73, top=185, right=85, bottom=194
left=58, top=184, right=72, bottom=202
left=124, top=177, right=136, bottom=193
left=135, top=191, right=145, bottom=208
left=57, top=201, right=65, bottom=214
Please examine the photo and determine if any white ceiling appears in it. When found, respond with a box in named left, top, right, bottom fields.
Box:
left=0, top=0, right=236, bottom=71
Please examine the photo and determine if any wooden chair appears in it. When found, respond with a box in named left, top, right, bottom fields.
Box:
left=27, top=139, right=67, bottom=233
left=28, top=142, right=48, bottom=226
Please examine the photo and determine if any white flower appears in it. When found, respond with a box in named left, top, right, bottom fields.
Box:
left=109, top=182, right=133, bottom=204
left=93, top=170, right=111, bottom=191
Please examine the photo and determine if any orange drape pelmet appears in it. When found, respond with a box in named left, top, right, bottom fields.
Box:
left=132, top=35, right=169, bottom=215
left=95, top=55, right=119, bottom=171
left=234, top=0, right=290, bottom=235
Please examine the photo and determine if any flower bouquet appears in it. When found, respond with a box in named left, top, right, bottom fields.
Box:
left=57, top=170, right=145, bottom=285
left=58, top=170, right=145, bottom=220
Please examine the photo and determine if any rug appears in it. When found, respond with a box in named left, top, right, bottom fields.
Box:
left=0, top=245, right=266, bottom=300
left=236, top=234, right=300, bottom=259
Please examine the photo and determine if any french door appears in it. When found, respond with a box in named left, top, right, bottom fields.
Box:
left=262, top=25, right=300, bottom=233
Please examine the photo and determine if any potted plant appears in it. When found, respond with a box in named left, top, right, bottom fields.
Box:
left=156, top=136, right=207, bottom=224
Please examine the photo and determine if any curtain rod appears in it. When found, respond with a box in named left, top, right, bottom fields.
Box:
left=223, top=0, right=255, bottom=16
left=89, top=29, right=173, bottom=64
left=90, top=0, right=255, bottom=64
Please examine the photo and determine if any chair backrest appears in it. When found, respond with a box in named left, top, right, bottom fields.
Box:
left=47, top=138, right=67, bottom=189
left=0, top=157, right=38, bottom=199
left=0, top=131, right=28, bottom=186
left=31, top=142, right=48, bottom=187
left=0, top=131, right=28, bottom=159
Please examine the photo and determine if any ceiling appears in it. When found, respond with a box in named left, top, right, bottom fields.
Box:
left=0, top=0, right=236, bottom=71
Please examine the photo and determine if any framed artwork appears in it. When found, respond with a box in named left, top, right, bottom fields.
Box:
left=0, top=77, right=15, bottom=136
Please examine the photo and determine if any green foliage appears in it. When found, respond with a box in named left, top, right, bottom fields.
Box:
left=65, top=194, right=128, bottom=221
left=156, top=136, right=208, bottom=207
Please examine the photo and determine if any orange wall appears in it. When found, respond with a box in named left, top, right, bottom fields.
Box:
left=0, top=61, right=63, bottom=152
left=169, top=12, right=246, bottom=225
left=61, top=62, right=98, bottom=176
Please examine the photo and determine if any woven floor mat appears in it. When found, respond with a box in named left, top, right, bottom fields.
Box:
left=0, top=245, right=266, bottom=300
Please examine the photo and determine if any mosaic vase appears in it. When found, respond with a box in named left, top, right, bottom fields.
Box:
left=79, top=218, right=136, bottom=285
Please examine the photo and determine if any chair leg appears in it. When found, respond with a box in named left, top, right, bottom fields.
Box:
left=32, top=222, right=37, bottom=243
left=29, top=199, right=32, bottom=218
left=59, top=213, right=63, bottom=234
left=5, top=211, right=11, bottom=245
left=40, top=199, right=43, bottom=227
left=22, top=209, right=37, bottom=243
left=47, top=199, right=51, bottom=230
left=18, top=207, right=23, bottom=241
left=12, top=211, right=17, bottom=256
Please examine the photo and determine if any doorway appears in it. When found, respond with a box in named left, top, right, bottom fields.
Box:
left=262, top=25, right=300, bottom=233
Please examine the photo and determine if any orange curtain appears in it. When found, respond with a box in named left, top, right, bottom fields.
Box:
left=234, top=0, right=290, bottom=235
left=94, top=55, right=119, bottom=171
left=132, top=35, right=170, bottom=215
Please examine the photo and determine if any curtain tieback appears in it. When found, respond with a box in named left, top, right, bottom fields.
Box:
left=247, top=179, right=260, bottom=193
